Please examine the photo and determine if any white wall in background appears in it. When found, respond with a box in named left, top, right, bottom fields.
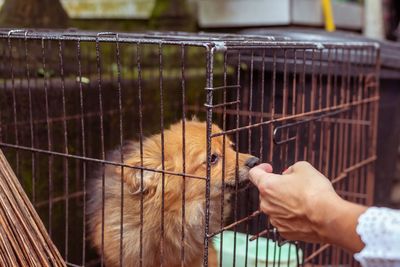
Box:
left=198, top=0, right=291, bottom=27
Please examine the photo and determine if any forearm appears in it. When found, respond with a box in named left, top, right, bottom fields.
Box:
left=310, top=196, right=367, bottom=253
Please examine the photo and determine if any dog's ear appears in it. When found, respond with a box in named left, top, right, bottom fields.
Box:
left=121, top=152, right=159, bottom=195
left=124, top=161, right=177, bottom=195
left=126, top=168, right=160, bottom=195
left=119, top=140, right=176, bottom=195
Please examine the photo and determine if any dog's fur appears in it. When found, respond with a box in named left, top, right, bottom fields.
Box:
left=87, top=120, right=255, bottom=267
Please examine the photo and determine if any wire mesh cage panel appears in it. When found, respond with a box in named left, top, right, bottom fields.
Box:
left=0, top=29, right=379, bottom=267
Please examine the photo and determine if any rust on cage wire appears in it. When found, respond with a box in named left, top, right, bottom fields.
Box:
left=0, top=29, right=379, bottom=267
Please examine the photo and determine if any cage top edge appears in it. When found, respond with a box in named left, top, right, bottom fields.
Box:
left=0, top=29, right=380, bottom=51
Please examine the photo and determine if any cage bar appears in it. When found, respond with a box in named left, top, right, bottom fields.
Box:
left=0, top=29, right=379, bottom=267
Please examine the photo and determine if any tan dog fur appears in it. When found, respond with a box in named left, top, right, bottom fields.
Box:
left=88, top=120, right=255, bottom=267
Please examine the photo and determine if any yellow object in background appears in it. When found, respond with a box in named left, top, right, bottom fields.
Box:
left=321, top=0, right=336, bottom=32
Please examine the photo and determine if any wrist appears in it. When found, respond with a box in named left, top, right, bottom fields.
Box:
left=306, top=192, right=344, bottom=242
left=307, top=194, right=368, bottom=252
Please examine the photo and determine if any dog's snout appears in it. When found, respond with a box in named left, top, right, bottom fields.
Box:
left=245, top=157, right=260, bottom=168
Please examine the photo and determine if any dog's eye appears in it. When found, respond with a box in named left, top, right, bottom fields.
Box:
left=210, top=153, right=219, bottom=165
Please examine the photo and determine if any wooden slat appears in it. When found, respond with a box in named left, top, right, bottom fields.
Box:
left=0, top=149, right=65, bottom=267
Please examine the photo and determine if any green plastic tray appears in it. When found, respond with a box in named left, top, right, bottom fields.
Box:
left=212, top=231, right=302, bottom=267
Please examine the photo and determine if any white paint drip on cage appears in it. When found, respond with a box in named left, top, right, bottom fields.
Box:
left=213, top=41, right=227, bottom=51
left=315, top=42, right=325, bottom=50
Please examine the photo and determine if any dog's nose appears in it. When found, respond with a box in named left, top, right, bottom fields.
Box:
left=245, top=157, right=260, bottom=168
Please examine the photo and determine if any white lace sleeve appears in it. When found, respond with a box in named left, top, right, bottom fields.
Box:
left=354, top=207, right=400, bottom=267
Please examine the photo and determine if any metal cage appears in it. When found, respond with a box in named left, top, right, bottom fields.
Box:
left=0, top=29, right=380, bottom=267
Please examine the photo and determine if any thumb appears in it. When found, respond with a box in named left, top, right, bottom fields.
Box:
left=249, top=163, right=276, bottom=188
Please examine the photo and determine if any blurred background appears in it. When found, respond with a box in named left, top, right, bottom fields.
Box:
left=1, top=0, right=399, bottom=39
left=0, top=0, right=398, bottom=208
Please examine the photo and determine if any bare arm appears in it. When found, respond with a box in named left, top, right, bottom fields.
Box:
left=249, top=162, right=366, bottom=253
left=311, top=194, right=367, bottom=252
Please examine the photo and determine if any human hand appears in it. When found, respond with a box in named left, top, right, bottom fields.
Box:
left=249, top=161, right=342, bottom=243
left=249, top=161, right=367, bottom=252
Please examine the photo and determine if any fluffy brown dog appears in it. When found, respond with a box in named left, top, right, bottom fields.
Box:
left=88, top=119, right=259, bottom=267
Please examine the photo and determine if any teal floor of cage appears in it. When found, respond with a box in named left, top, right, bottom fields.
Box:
left=213, top=231, right=301, bottom=267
